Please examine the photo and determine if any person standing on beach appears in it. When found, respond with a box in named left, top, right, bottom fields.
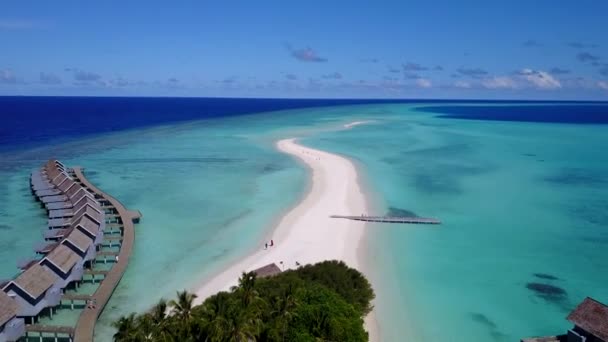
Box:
left=270, top=239, right=274, bottom=247
left=265, top=242, right=268, bottom=250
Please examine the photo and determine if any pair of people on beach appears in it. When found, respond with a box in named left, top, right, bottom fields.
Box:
left=264, top=239, right=274, bottom=250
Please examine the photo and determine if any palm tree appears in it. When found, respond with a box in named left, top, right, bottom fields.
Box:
left=169, top=290, right=198, bottom=320
left=198, top=292, right=231, bottom=341
left=224, top=307, right=263, bottom=342
left=149, top=298, right=168, bottom=323
left=112, top=313, right=140, bottom=342
left=271, top=284, right=299, bottom=341
left=231, top=271, right=259, bottom=307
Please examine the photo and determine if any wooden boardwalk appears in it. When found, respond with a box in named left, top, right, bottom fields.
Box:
left=72, top=167, right=141, bottom=342
left=330, top=215, right=441, bottom=224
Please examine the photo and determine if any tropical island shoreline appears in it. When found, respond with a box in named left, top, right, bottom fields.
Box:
left=192, top=132, right=380, bottom=340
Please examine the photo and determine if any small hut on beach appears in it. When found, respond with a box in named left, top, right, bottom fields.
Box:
left=252, top=263, right=282, bottom=278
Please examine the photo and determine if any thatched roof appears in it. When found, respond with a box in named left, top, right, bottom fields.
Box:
left=0, top=291, right=18, bottom=327
left=63, top=228, right=93, bottom=253
left=567, top=297, right=608, bottom=341
left=12, top=263, right=57, bottom=300
left=252, top=263, right=282, bottom=278
left=44, top=244, right=81, bottom=274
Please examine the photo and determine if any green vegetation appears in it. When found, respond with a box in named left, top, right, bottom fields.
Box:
left=112, top=260, right=374, bottom=341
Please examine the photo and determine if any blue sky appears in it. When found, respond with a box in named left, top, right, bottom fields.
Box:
left=1, top=1, right=607, bottom=99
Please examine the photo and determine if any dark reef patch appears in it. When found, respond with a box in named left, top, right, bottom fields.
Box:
left=533, top=273, right=559, bottom=281
left=413, top=173, right=461, bottom=195
left=127, top=157, right=244, bottom=164
left=261, top=163, right=283, bottom=173
left=386, top=207, right=418, bottom=217
left=470, top=313, right=497, bottom=329
left=470, top=313, right=507, bottom=341
left=543, top=168, right=607, bottom=187
left=526, top=282, right=567, bottom=303
left=567, top=200, right=608, bottom=226
left=0, top=224, right=12, bottom=231
left=402, top=143, right=472, bottom=158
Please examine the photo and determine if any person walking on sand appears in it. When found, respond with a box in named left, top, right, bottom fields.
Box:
left=264, top=242, right=268, bottom=250
left=270, top=239, right=274, bottom=247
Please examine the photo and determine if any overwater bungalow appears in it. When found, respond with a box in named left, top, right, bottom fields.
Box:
left=0, top=292, right=25, bottom=342
left=62, top=229, right=96, bottom=262
left=522, top=297, right=608, bottom=342
left=73, top=216, right=104, bottom=246
left=2, top=264, right=61, bottom=323
left=45, top=185, right=96, bottom=213
left=31, top=172, right=68, bottom=193
left=48, top=195, right=100, bottom=219
left=39, top=244, right=84, bottom=289
left=48, top=204, right=104, bottom=230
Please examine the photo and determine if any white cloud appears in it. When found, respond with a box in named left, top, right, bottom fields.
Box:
left=519, top=69, right=561, bottom=89
left=482, top=76, right=517, bottom=89
left=598, top=81, right=608, bottom=91
left=0, top=69, right=17, bottom=83
left=454, top=81, right=471, bottom=89
left=0, top=19, right=36, bottom=30
left=416, top=78, right=432, bottom=88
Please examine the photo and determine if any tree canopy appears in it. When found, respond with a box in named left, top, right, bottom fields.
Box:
left=112, top=260, right=374, bottom=341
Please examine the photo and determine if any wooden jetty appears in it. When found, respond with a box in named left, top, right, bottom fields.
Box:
left=72, top=167, right=141, bottom=342
left=25, top=324, right=75, bottom=341
left=330, top=215, right=441, bottom=225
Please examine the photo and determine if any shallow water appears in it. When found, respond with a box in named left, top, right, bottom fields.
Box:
left=1, top=102, right=607, bottom=341
left=305, top=104, right=608, bottom=341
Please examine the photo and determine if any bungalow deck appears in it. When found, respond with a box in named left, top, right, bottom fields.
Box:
left=71, top=167, right=141, bottom=342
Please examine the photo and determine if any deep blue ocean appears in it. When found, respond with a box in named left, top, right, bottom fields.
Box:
left=2, top=97, right=605, bottom=151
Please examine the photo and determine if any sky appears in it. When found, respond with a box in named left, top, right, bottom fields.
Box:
left=1, top=1, right=607, bottom=100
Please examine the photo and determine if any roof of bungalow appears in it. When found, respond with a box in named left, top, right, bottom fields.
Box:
left=70, top=187, right=94, bottom=202
left=74, top=215, right=101, bottom=237
left=45, top=167, right=63, bottom=180
left=63, top=229, right=93, bottom=254
left=57, top=179, right=77, bottom=193
left=73, top=205, right=103, bottom=224
left=9, top=263, right=57, bottom=300
left=45, top=172, right=67, bottom=186
left=0, top=291, right=19, bottom=327
left=567, top=297, right=608, bottom=341
left=43, top=244, right=81, bottom=275
left=252, top=263, right=282, bottom=278
left=65, top=183, right=83, bottom=198
left=73, top=194, right=99, bottom=212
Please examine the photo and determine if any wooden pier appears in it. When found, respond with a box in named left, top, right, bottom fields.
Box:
left=72, top=167, right=141, bottom=342
left=330, top=215, right=441, bottom=225
left=25, top=325, right=75, bottom=341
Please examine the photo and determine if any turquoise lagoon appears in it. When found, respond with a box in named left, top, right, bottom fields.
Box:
left=1, top=103, right=607, bottom=341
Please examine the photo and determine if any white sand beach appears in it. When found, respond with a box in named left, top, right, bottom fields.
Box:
left=193, top=135, right=378, bottom=339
